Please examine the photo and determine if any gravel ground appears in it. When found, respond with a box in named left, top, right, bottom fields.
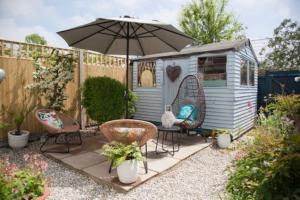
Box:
left=0, top=140, right=236, bottom=200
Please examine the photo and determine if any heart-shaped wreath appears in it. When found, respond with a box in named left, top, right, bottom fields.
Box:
left=166, top=65, right=181, bottom=82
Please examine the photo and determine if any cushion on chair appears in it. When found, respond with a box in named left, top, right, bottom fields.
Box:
left=113, top=127, right=145, bottom=141
left=176, top=104, right=198, bottom=121
left=38, top=111, right=64, bottom=129
left=174, top=118, right=184, bottom=124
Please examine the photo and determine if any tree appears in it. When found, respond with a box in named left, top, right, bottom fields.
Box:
left=260, top=19, right=300, bottom=71
left=179, top=0, right=245, bottom=45
left=25, top=33, right=47, bottom=45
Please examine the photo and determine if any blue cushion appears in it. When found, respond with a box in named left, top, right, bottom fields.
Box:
left=176, top=105, right=198, bottom=121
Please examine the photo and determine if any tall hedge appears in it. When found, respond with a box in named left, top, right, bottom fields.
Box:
left=82, top=76, right=126, bottom=123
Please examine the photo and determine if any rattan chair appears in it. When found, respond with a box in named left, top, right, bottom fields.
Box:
left=100, top=119, right=157, bottom=173
left=171, top=74, right=206, bottom=134
left=35, top=109, right=82, bottom=153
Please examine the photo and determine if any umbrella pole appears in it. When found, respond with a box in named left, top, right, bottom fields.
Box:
left=125, top=22, right=129, bottom=119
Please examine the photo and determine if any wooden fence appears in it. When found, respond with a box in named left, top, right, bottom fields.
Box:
left=0, top=39, right=130, bottom=142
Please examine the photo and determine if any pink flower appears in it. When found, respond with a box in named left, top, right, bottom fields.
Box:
left=33, top=154, right=38, bottom=161
left=12, top=188, right=19, bottom=194
left=235, top=150, right=247, bottom=160
left=40, top=162, right=48, bottom=172
left=5, top=163, right=18, bottom=176
left=23, top=154, right=30, bottom=161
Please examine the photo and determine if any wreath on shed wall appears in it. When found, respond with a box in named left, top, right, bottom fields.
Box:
left=166, top=64, right=181, bottom=82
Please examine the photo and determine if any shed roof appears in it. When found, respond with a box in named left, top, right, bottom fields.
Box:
left=133, top=38, right=258, bottom=62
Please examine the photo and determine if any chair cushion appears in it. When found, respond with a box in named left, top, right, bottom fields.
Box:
left=38, top=111, right=64, bottom=129
left=176, top=104, right=198, bottom=121
left=174, top=118, right=184, bottom=124
left=113, top=127, right=145, bottom=141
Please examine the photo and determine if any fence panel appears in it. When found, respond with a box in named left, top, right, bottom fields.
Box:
left=257, top=70, right=300, bottom=109
left=0, top=39, right=127, bottom=142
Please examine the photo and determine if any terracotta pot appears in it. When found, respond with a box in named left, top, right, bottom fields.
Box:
left=38, top=186, right=50, bottom=200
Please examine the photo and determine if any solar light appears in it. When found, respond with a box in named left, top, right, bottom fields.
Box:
left=0, top=68, right=5, bottom=82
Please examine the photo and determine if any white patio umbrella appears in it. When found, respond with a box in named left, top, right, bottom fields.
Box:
left=58, top=16, right=194, bottom=118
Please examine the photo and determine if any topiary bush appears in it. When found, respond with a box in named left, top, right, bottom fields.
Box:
left=82, top=76, right=125, bottom=123
left=81, top=76, right=138, bottom=123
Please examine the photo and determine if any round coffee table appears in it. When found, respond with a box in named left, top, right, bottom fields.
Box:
left=155, top=125, right=181, bottom=156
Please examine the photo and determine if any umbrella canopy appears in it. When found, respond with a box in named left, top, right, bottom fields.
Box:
left=57, top=16, right=195, bottom=118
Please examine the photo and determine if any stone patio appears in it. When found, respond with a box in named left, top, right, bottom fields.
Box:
left=44, top=131, right=211, bottom=192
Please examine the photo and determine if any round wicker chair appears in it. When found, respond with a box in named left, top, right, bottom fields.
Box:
left=99, top=119, right=157, bottom=173
left=171, top=74, right=206, bottom=133
left=35, top=109, right=82, bottom=153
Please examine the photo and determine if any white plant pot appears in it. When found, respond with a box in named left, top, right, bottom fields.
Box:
left=117, top=160, right=139, bottom=184
left=8, top=130, right=30, bottom=149
left=217, top=134, right=231, bottom=148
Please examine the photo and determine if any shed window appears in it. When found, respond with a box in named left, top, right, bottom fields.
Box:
left=249, top=63, right=255, bottom=86
left=240, top=59, right=248, bottom=85
left=240, top=58, right=255, bottom=86
left=137, top=61, right=156, bottom=87
left=198, top=56, right=227, bottom=87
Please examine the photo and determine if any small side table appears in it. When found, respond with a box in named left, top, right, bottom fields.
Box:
left=155, top=125, right=181, bottom=156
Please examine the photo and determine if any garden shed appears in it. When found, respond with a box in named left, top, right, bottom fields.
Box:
left=132, top=39, right=259, bottom=138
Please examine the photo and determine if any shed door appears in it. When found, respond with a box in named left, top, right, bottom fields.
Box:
left=163, top=58, right=190, bottom=107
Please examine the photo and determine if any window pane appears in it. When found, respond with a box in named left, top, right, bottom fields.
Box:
left=198, top=56, right=226, bottom=87
left=249, top=63, right=255, bottom=86
left=137, top=61, right=156, bottom=87
left=240, top=59, right=247, bottom=85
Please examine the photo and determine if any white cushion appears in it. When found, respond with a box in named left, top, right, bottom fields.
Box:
left=174, top=119, right=184, bottom=124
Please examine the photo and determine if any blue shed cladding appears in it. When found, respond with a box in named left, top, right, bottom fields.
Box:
left=132, top=39, right=258, bottom=138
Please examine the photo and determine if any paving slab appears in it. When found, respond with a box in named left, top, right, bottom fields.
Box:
left=46, top=133, right=211, bottom=192
left=111, top=169, right=158, bottom=191
left=47, top=152, right=74, bottom=159
left=83, top=161, right=158, bottom=191
left=147, top=156, right=180, bottom=173
left=61, top=152, right=106, bottom=169
left=173, top=142, right=210, bottom=160
left=83, top=161, right=117, bottom=182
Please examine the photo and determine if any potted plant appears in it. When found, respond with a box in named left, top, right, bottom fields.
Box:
left=6, top=104, right=35, bottom=149
left=102, top=141, right=144, bottom=184
left=0, top=154, right=49, bottom=200
left=216, top=129, right=231, bottom=148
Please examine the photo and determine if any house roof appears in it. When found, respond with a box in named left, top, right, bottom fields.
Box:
left=133, top=38, right=258, bottom=62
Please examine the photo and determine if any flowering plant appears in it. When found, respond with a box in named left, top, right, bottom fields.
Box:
left=26, top=50, right=76, bottom=111
left=0, top=154, right=48, bottom=200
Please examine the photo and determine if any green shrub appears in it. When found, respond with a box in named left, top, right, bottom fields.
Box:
left=262, top=94, right=300, bottom=133
left=227, top=131, right=300, bottom=200
left=257, top=109, right=293, bottom=135
left=227, top=94, right=300, bottom=200
left=81, top=76, right=138, bottom=123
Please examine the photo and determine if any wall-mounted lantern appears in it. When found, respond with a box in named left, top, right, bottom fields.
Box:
left=0, top=68, right=5, bottom=83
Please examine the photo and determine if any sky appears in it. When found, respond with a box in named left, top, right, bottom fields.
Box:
left=0, top=0, right=299, bottom=50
